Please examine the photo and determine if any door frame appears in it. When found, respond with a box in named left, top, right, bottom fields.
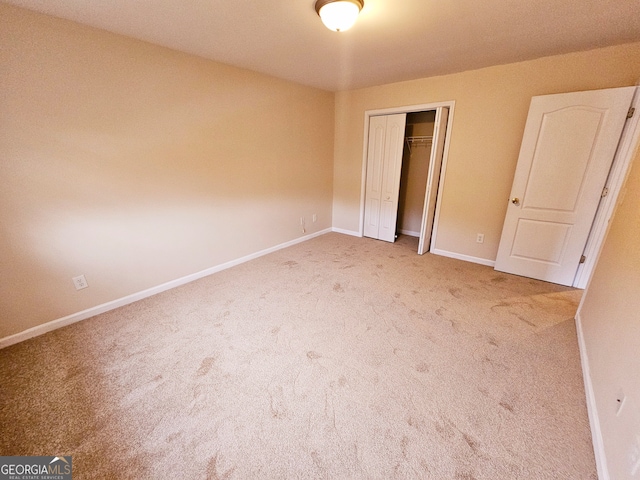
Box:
left=573, top=86, right=640, bottom=288
left=358, top=101, right=456, bottom=252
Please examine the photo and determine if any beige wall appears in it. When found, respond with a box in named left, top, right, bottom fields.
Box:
left=0, top=4, right=334, bottom=338
left=2, top=3, right=640, bottom=474
left=333, top=42, right=640, bottom=261
left=578, top=145, right=640, bottom=479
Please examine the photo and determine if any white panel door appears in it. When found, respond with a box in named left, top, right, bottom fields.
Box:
left=363, top=116, right=387, bottom=239
left=363, top=113, right=407, bottom=242
left=495, top=87, right=635, bottom=285
left=418, top=107, right=449, bottom=254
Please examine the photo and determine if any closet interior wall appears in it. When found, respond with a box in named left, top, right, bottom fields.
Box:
left=397, top=111, right=436, bottom=236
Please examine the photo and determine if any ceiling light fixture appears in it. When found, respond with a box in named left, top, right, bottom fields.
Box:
left=315, top=0, right=364, bottom=32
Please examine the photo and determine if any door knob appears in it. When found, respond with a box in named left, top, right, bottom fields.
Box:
left=511, top=197, right=520, bottom=206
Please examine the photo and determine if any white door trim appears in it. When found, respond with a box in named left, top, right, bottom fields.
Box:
left=358, top=101, right=456, bottom=244
left=573, top=86, right=640, bottom=288
left=572, top=87, right=640, bottom=480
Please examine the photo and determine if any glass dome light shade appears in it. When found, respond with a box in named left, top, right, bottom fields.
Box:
left=315, top=0, right=364, bottom=32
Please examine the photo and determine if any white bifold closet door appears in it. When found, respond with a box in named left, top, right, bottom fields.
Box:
left=418, top=107, right=449, bottom=254
left=363, top=113, right=407, bottom=242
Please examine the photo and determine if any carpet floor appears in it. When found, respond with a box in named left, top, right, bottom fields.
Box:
left=0, top=233, right=596, bottom=479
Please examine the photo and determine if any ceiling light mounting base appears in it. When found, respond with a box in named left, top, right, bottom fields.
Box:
left=314, top=0, right=364, bottom=14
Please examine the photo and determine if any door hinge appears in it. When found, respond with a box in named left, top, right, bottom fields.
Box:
left=580, top=255, right=586, bottom=264
left=601, top=186, right=609, bottom=198
left=628, top=107, right=635, bottom=119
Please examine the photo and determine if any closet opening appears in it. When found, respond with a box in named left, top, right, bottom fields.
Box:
left=360, top=102, right=453, bottom=255
left=398, top=111, right=437, bottom=238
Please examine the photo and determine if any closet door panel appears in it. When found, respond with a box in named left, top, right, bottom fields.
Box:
left=363, top=117, right=387, bottom=239
left=378, top=114, right=407, bottom=242
left=365, top=197, right=381, bottom=233
left=418, top=107, right=449, bottom=254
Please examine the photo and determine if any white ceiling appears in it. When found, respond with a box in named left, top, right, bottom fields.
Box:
left=5, top=0, right=640, bottom=91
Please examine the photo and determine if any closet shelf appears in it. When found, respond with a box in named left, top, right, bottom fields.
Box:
left=406, top=135, right=433, bottom=143
left=405, top=135, right=433, bottom=153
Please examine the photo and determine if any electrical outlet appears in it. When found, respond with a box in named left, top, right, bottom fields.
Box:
left=300, top=216, right=304, bottom=226
left=72, top=275, right=88, bottom=290
left=312, top=214, right=317, bottom=223
left=476, top=233, right=485, bottom=244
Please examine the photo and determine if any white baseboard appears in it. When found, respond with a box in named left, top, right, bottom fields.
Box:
left=575, top=312, right=610, bottom=480
left=332, top=227, right=361, bottom=237
left=0, top=228, right=332, bottom=350
left=430, top=248, right=496, bottom=267
left=399, top=229, right=420, bottom=237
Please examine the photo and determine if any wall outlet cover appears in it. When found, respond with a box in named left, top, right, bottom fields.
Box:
left=72, top=275, right=88, bottom=290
